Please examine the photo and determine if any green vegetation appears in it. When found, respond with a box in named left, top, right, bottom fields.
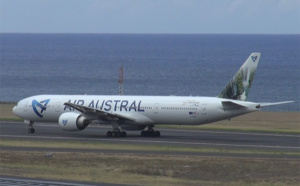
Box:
left=1, top=104, right=299, bottom=186
left=1, top=150, right=299, bottom=186
left=1, top=138, right=300, bottom=185
left=0, top=103, right=21, bottom=121
left=158, top=111, right=300, bottom=134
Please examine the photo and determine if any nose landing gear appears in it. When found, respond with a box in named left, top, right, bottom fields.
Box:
left=26, top=120, right=35, bottom=133
left=28, top=127, right=35, bottom=133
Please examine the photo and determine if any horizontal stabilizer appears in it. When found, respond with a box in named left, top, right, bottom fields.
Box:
left=222, top=101, right=247, bottom=110
left=258, top=101, right=294, bottom=107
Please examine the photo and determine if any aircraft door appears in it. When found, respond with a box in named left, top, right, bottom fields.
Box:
left=153, top=103, right=159, bottom=114
left=200, top=104, right=207, bottom=116
left=200, top=104, right=208, bottom=122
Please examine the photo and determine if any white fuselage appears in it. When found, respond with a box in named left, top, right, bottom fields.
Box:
left=11, top=53, right=293, bottom=136
left=13, top=94, right=260, bottom=126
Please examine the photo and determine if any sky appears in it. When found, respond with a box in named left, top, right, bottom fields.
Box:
left=0, top=0, right=299, bottom=34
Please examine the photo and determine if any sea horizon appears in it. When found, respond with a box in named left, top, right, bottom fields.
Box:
left=1, top=33, right=299, bottom=111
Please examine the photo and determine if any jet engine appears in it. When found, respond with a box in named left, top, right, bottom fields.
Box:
left=58, top=112, right=90, bottom=131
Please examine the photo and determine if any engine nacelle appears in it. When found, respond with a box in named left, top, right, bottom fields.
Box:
left=58, top=112, right=90, bottom=131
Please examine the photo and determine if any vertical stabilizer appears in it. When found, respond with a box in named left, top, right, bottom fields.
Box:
left=218, top=53, right=261, bottom=101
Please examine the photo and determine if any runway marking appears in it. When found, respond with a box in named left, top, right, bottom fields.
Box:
left=1, top=134, right=299, bottom=150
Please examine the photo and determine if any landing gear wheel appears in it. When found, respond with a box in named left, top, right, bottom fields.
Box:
left=27, top=121, right=35, bottom=134
left=28, top=128, right=35, bottom=133
left=154, top=131, right=160, bottom=137
left=141, top=130, right=160, bottom=137
left=121, top=131, right=127, bottom=137
left=116, top=131, right=121, bottom=137
left=106, top=130, right=127, bottom=137
left=106, top=131, right=112, bottom=137
left=141, top=131, right=147, bottom=137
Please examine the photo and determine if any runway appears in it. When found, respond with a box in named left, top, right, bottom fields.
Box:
left=0, top=176, right=122, bottom=186
left=1, top=121, right=299, bottom=156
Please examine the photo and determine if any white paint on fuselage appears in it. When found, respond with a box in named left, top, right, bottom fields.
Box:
left=13, top=94, right=259, bottom=126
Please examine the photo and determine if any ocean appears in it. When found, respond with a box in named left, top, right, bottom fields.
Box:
left=0, top=34, right=299, bottom=111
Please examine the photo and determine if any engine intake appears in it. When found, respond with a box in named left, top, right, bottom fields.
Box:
left=58, top=112, right=89, bottom=131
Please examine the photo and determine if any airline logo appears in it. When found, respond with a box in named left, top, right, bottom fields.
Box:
left=32, top=99, right=50, bottom=118
left=62, top=120, right=68, bottom=125
left=251, top=56, right=258, bottom=62
left=64, top=99, right=145, bottom=112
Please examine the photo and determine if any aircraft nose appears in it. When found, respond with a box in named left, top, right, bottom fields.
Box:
left=12, top=103, right=20, bottom=116
left=12, top=105, right=17, bottom=114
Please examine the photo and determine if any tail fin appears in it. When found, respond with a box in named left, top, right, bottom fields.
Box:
left=218, top=53, right=261, bottom=101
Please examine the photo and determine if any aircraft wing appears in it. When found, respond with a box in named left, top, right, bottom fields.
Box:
left=64, top=102, right=136, bottom=122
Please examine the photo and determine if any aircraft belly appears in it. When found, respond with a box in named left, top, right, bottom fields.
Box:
left=149, top=110, right=200, bottom=125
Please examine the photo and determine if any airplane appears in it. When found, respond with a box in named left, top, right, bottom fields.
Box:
left=12, top=53, right=293, bottom=137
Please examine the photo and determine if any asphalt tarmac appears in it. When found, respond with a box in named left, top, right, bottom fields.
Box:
left=1, top=121, right=299, bottom=156
left=0, top=176, right=123, bottom=186
left=1, top=121, right=299, bottom=185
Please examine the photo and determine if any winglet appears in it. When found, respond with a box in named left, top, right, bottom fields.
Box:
left=218, top=53, right=261, bottom=101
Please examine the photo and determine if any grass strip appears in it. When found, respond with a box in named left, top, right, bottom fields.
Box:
left=1, top=150, right=299, bottom=186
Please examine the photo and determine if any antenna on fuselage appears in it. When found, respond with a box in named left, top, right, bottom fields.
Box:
left=118, top=66, right=124, bottom=95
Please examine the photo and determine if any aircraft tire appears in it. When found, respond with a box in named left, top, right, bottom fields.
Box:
left=141, top=130, right=160, bottom=137
left=28, top=128, right=35, bottom=133
left=107, top=131, right=126, bottom=137
left=149, top=131, right=154, bottom=137
left=146, top=131, right=151, bottom=137
left=121, top=131, right=127, bottom=137
left=141, top=131, right=146, bottom=137
left=155, top=131, right=160, bottom=137
left=106, top=131, right=112, bottom=137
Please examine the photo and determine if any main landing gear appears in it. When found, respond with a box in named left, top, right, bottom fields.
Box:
left=27, top=120, right=35, bottom=133
left=141, top=126, right=160, bottom=137
left=106, top=129, right=127, bottom=137
left=106, top=123, right=127, bottom=137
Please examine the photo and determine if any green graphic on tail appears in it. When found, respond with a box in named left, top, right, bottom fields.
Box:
left=218, top=53, right=261, bottom=101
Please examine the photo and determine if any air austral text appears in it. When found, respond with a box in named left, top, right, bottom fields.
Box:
left=64, top=99, right=145, bottom=112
